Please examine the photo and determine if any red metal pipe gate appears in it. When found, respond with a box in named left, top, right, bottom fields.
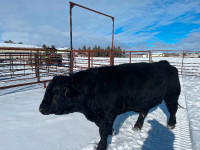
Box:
left=0, top=48, right=200, bottom=90
left=0, top=47, right=70, bottom=90
left=69, top=1, right=115, bottom=74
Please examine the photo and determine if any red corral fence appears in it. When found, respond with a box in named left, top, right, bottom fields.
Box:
left=0, top=47, right=200, bottom=90
left=151, top=50, right=200, bottom=77
left=71, top=49, right=200, bottom=77
left=0, top=47, right=70, bottom=89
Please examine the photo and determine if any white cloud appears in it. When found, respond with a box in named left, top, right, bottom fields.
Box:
left=151, top=30, right=200, bottom=50
left=193, top=20, right=200, bottom=25
left=176, top=31, right=200, bottom=50
left=2, top=32, right=39, bottom=44
left=0, top=0, right=200, bottom=50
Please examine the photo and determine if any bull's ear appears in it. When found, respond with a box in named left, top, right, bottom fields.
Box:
left=65, top=87, right=78, bottom=97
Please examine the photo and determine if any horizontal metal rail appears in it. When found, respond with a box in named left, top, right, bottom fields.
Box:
left=0, top=48, right=199, bottom=90
left=0, top=80, right=51, bottom=90
left=0, top=47, right=70, bottom=89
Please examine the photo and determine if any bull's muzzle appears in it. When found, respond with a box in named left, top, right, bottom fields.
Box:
left=39, top=106, right=50, bottom=115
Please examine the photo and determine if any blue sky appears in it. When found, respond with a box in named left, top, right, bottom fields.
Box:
left=0, top=0, right=200, bottom=50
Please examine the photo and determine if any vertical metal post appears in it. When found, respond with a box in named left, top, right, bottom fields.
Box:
left=35, top=50, right=40, bottom=82
left=9, top=54, right=13, bottom=78
left=12, top=56, right=14, bottom=76
left=181, top=51, right=185, bottom=75
left=88, top=51, right=90, bottom=69
left=31, top=50, right=33, bottom=71
left=74, top=51, right=77, bottom=68
left=149, top=51, right=152, bottom=63
left=36, top=50, right=40, bottom=82
left=48, top=55, right=50, bottom=73
left=112, top=17, right=114, bottom=52
left=9, top=54, right=11, bottom=77
left=129, top=51, right=131, bottom=63
left=20, top=54, right=22, bottom=64
left=23, top=54, right=25, bottom=75
left=69, top=2, right=74, bottom=74
left=44, top=81, right=46, bottom=89
left=91, top=52, right=93, bottom=67
left=110, top=17, right=115, bottom=66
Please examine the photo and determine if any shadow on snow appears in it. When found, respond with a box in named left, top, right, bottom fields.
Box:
left=142, top=119, right=175, bottom=150
left=108, top=101, right=175, bottom=149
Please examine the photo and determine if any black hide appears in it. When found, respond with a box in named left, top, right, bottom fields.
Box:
left=39, top=61, right=181, bottom=150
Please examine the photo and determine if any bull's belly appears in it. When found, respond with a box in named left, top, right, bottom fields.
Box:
left=122, top=95, right=164, bottom=113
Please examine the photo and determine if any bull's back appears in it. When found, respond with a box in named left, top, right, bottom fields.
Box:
left=95, top=61, right=179, bottom=112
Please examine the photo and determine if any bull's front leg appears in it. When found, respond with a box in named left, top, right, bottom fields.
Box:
left=97, top=121, right=113, bottom=150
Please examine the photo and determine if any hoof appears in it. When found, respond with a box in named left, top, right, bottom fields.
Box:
left=112, top=129, right=117, bottom=136
left=133, top=125, right=142, bottom=130
left=132, top=127, right=140, bottom=132
left=134, top=123, right=143, bottom=130
left=167, top=125, right=175, bottom=130
left=96, top=145, right=106, bottom=150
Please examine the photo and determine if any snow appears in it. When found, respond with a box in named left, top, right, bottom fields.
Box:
left=0, top=85, right=98, bottom=150
left=0, top=57, right=200, bottom=150
left=57, top=47, right=69, bottom=50
left=82, top=77, right=193, bottom=150
left=182, top=76, right=200, bottom=150
left=0, top=43, right=41, bottom=48
left=0, top=43, right=70, bottom=50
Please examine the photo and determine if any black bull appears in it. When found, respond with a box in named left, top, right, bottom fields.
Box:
left=39, top=61, right=181, bottom=150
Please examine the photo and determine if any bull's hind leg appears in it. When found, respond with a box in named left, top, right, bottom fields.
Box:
left=134, top=112, right=148, bottom=130
left=164, top=93, right=179, bottom=129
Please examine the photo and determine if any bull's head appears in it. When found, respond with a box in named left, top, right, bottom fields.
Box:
left=39, top=76, right=78, bottom=115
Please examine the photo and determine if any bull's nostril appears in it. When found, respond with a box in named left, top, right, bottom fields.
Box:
left=39, top=107, right=50, bottom=115
left=39, top=108, right=43, bottom=113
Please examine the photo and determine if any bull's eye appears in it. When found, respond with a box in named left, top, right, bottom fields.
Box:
left=64, top=87, right=72, bottom=96
left=53, top=86, right=62, bottom=93
left=52, top=96, right=58, bottom=105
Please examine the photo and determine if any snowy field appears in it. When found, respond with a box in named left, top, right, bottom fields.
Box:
left=0, top=55, right=200, bottom=150
left=0, top=76, right=199, bottom=150
left=182, top=76, right=200, bottom=150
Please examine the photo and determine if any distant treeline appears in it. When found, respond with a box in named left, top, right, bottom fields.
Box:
left=77, top=45, right=126, bottom=57
left=4, top=40, right=23, bottom=44
left=42, top=44, right=56, bottom=49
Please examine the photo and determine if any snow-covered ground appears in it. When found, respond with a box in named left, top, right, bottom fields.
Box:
left=0, top=54, right=200, bottom=149
left=182, top=76, right=200, bottom=150
left=0, top=76, right=199, bottom=150
left=0, top=84, right=99, bottom=150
